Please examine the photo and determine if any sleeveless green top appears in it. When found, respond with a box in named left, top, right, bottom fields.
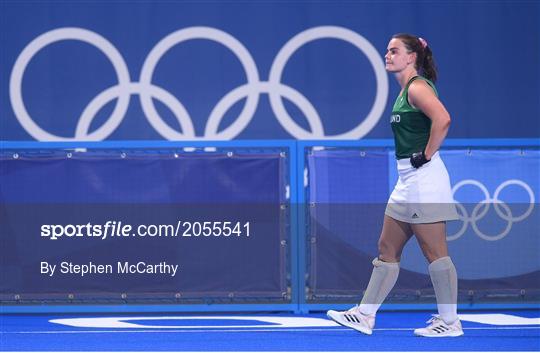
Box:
left=390, top=76, right=437, bottom=159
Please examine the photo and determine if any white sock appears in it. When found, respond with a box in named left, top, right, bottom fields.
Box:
left=429, top=256, right=458, bottom=324
left=358, top=257, right=400, bottom=316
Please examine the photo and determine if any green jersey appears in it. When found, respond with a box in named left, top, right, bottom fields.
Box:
left=390, top=76, right=436, bottom=159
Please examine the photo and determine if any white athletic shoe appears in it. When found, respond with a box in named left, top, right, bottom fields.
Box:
left=326, top=306, right=375, bottom=335
left=414, top=315, right=464, bottom=337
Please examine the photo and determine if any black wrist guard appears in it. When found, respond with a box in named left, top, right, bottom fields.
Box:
left=410, top=151, right=430, bottom=169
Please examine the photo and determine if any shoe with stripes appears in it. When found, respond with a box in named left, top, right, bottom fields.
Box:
left=414, top=315, right=464, bottom=337
left=326, top=306, right=375, bottom=335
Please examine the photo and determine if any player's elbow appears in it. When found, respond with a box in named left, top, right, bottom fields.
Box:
left=441, top=114, right=451, bottom=129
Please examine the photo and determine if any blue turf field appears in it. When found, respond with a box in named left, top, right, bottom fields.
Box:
left=1, top=310, right=539, bottom=351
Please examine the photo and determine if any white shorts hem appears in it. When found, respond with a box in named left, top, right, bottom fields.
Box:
left=385, top=208, right=459, bottom=224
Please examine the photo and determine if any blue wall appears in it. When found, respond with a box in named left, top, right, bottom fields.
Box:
left=0, top=149, right=287, bottom=299
left=1, top=1, right=539, bottom=141
left=1, top=140, right=538, bottom=310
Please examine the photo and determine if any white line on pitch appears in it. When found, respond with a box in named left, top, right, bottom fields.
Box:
left=4, top=326, right=540, bottom=334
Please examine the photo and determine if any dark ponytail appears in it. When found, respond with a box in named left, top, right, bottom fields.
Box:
left=392, top=33, right=438, bottom=83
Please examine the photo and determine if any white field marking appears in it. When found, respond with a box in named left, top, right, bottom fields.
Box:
left=49, top=316, right=341, bottom=329
left=459, top=314, right=540, bottom=326
left=48, top=314, right=540, bottom=329
left=4, top=326, right=540, bottom=334
left=40, top=314, right=540, bottom=333
left=49, top=314, right=540, bottom=329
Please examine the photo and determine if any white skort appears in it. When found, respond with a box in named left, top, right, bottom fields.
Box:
left=385, top=151, right=459, bottom=224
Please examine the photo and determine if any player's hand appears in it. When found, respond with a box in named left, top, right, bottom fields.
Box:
left=410, top=151, right=430, bottom=169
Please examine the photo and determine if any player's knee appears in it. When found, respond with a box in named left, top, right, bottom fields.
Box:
left=420, top=246, right=448, bottom=264
left=378, top=239, right=401, bottom=262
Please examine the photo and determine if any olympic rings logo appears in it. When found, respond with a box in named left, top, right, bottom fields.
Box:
left=9, top=26, right=388, bottom=141
left=448, top=179, right=535, bottom=241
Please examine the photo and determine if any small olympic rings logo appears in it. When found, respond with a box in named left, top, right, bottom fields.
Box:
left=9, top=26, right=388, bottom=141
left=449, top=179, right=535, bottom=241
